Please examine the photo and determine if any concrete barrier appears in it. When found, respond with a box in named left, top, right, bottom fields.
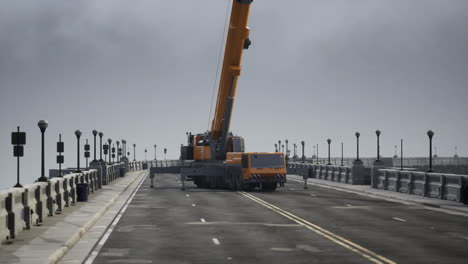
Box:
left=65, top=174, right=77, bottom=205
left=339, top=167, right=351, bottom=183
left=287, top=163, right=368, bottom=185
left=375, top=168, right=468, bottom=203
left=0, top=160, right=147, bottom=246
left=46, top=181, right=58, bottom=217
left=412, top=171, right=426, bottom=196
left=6, top=188, right=27, bottom=239
left=61, top=177, right=70, bottom=208
left=35, top=182, right=48, bottom=224
left=51, top=177, right=65, bottom=214
left=22, top=185, right=37, bottom=229
left=0, top=190, right=10, bottom=242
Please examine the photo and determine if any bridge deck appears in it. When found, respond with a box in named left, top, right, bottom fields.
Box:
left=89, top=174, right=468, bottom=264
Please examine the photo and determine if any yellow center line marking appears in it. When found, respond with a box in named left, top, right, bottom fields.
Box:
left=239, top=191, right=396, bottom=264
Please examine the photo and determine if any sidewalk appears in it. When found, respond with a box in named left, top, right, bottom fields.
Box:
left=0, top=170, right=147, bottom=264
left=288, top=175, right=468, bottom=217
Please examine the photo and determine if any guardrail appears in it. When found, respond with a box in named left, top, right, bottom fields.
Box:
left=0, top=160, right=149, bottom=245
left=375, top=169, right=468, bottom=203
left=288, top=162, right=371, bottom=185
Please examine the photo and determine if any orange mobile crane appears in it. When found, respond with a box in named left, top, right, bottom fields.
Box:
left=179, top=0, right=287, bottom=191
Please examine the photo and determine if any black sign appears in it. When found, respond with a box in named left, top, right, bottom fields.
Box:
left=12, top=132, right=26, bottom=145
left=112, top=154, right=115, bottom=158
left=57, top=142, right=64, bottom=153
left=85, top=151, right=90, bottom=158
left=13, top=146, right=24, bottom=157
left=104, top=149, right=108, bottom=155
left=103, top=144, right=109, bottom=150
left=57, top=155, right=64, bottom=164
left=84, top=144, right=90, bottom=151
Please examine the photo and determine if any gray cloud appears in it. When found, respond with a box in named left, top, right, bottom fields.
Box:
left=1, top=0, right=467, bottom=188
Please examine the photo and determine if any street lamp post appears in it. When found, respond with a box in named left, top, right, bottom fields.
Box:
left=99, top=132, right=104, bottom=162
left=116, top=141, right=120, bottom=161
left=122, top=140, right=127, bottom=158
left=154, top=144, right=157, bottom=160
left=427, top=130, right=434, bottom=172
left=133, top=144, right=136, bottom=161
left=92, top=130, right=98, bottom=162
left=316, top=144, right=319, bottom=164
left=275, top=143, right=278, bottom=152
left=301, top=141, right=305, bottom=162
left=375, top=130, right=381, bottom=162
left=285, top=140, right=289, bottom=159
left=38, top=120, right=49, bottom=182
left=327, top=139, right=332, bottom=165
left=145, top=149, right=147, bottom=161
left=341, top=142, right=344, bottom=166
left=107, top=138, right=112, bottom=164
left=353, top=132, right=363, bottom=166
left=75, top=130, right=82, bottom=173
left=400, top=139, right=404, bottom=170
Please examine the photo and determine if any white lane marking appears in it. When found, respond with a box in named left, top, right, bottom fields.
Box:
left=393, top=217, right=407, bottom=222
left=200, top=218, right=206, bottom=222
left=186, top=194, right=190, bottom=197
left=345, top=204, right=352, bottom=207
left=212, top=238, right=220, bottom=245
left=85, top=173, right=148, bottom=264
left=310, top=193, right=317, bottom=197
left=289, top=188, right=295, bottom=191
left=227, top=257, right=232, bottom=260
left=192, top=204, right=196, bottom=207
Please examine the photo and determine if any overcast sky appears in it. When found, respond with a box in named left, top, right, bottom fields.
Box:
left=1, top=0, right=467, bottom=189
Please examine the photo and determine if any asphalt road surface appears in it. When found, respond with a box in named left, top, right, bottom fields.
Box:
left=89, top=174, right=468, bottom=264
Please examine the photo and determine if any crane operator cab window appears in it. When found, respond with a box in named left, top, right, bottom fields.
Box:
left=250, top=154, right=285, bottom=169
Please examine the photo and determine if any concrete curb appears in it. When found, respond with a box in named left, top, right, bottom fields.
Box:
left=47, top=171, right=147, bottom=264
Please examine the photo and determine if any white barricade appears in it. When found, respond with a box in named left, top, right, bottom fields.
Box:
left=35, top=182, right=48, bottom=224
left=51, top=178, right=65, bottom=214
left=9, top=188, right=26, bottom=238
left=65, top=174, right=76, bottom=205
left=23, top=185, right=39, bottom=228
left=0, top=190, right=10, bottom=242
left=46, top=181, right=57, bottom=217
left=61, top=177, right=70, bottom=207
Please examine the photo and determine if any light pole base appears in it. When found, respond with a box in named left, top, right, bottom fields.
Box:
left=37, top=176, right=48, bottom=182
left=13, top=183, right=23, bottom=188
left=352, top=159, right=363, bottom=166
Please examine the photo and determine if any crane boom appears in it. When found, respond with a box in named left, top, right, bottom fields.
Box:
left=178, top=0, right=287, bottom=192
left=211, top=0, right=252, bottom=141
